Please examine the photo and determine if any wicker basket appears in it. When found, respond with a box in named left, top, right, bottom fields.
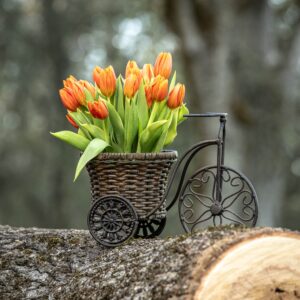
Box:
left=86, top=151, right=178, bottom=219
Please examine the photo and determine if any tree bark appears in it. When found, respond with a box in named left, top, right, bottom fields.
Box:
left=163, top=0, right=300, bottom=228
left=0, top=225, right=299, bottom=299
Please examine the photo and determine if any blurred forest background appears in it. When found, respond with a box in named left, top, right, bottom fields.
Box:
left=1, top=0, right=300, bottom=234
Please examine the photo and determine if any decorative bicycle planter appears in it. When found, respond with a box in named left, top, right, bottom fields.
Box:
left=87, top=113, right=259, bottom=247
left=51, top=52, right=259, bottom=248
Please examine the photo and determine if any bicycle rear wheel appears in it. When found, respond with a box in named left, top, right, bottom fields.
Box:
left=178, top=165, right=258, bottom=233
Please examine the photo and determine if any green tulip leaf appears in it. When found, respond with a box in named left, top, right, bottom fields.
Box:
left=74, top=138, right=109, bottom=181
left=84, top=89, right=94, bottom=102
left=153, top=117, right=173, bottom=152
left=111, top=140, right=123, bottom=153
left=169, top=71, right=176, bottom=92
left=78, top=128, right=86, bottom=137
left=148, top=100, right=165, bottom=124
left=81, top=124, right=107, bottom=141
left=70, top=110, right=91, bottom=124
left=164, top=109, right=179, bottom=146
left=124, top=99, right=138, bottom=152
left=69, top=111, right=92, bottom=139
left=136, top=82, right=149, bottom=132
left=178, top=104, right=189, bottom=125
left=106, top=101, right=124, bottom=148
left=114, top=75, right=125, bottom=122
left=139, top=120, right=168, bottom=152
left=50, top=131, right=89, bottom=151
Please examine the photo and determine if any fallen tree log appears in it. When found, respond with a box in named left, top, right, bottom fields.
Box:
left=0, top=225, right=299, bottom=299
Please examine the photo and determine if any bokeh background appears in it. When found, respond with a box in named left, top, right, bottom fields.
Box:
left=1, top=0, right=300, bottom=234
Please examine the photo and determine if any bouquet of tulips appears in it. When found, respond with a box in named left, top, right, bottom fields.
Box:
left=51, top=52, right=189, bottom=180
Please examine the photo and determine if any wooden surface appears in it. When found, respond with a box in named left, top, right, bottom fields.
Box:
left=0, top=225, right=299, bottom=299
left=194, top=233, right=300, bottom=300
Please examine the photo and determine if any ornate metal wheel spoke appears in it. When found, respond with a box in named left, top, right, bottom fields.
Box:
left=179, top=165, right=258, bottom=233
left=88, top=196, right=138, bottom=247
left=134, top=217, right=166, bottom=239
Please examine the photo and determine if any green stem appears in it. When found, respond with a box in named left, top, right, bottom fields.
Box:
left=148, top=101, right=159, bottom=125
left=103, top=118, right=109, bottom=143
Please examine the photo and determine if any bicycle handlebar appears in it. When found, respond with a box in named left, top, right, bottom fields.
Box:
left=184, top=112, right=228, bottom=118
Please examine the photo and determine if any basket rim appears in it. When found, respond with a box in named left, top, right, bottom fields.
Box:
left=90, top=150, right=178, bottom=162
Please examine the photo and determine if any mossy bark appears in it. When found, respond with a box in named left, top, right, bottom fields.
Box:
left=0, top=225, right=298, bottom=299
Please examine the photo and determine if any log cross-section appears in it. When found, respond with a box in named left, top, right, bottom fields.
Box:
left=0, top=225, right=299, bottom=299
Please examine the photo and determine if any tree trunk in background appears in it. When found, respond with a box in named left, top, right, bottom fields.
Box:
left=42, top=0, right=71, bottom=227
left=1, top=225, right=299, bottom=299
left=164, top=0, right=300, bottom=228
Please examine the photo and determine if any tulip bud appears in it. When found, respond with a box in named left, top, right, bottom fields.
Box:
left=151, top=75, right=168, bottom=102
left=88, top=99, right=109, bottom=120
left=93, top=65, right=116, bottom=97
left=144, top=84, right=153, bottom=108
left=63, top=75, right=77, bottom=88
left=72, top=81, right=86, bottom=106
left=66, top=113, right=79, bottom=128
left=142, top=64, right=154, bottom=84
left=154, top=52, right=172, bottom=79
left=59, top=87, right=80, bottom=112
left=124, top=74, right=141, bottom=98
left=167, top=83, right=185, bottom=109
left=125, top=60, right=140, bottom=78
left=79, top=80, right=96, bottom=99
left=62, top=76, right=87, bottom=106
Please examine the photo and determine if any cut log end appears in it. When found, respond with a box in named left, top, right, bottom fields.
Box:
left=193, top=232, right=300, bottom=300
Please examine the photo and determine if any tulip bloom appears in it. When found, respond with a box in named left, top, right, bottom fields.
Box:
left=79, top=80, right=96, bottom=99
left=142, top=64, right=154, bottom=84
left=66, top=113, right=79, bottom=128
left=93, top=66, right=116, bottom=98
left=61, top=76, right=87, bottom=106
left=144, top=84, right=153, bottom=107
left=151, top=75, right=168, bottom=102
left=88, top=99, right=109, bottom=120
left=71, top=81, right=86, bottom=106
left=124, top=74, right=141, bottom=98
left=63, top=75, right=77, bottom=88
left=125, top=60, right=140, bottom=77
left=167, top=83, right=185, bottom=109
left=59, top=87, right=80, bottom=112
left=154, top=52, right=172, bottom=79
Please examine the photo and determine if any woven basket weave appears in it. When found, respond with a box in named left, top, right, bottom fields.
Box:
left=86, top=151, right=178, bottom=219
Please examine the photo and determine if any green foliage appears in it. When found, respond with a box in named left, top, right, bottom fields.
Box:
left=74, top=138, right=109, bottom=180
left=50, top=131, right=90, bottom=151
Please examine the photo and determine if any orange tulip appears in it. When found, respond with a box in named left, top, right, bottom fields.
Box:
left=61, top=76, right=87, bottom=106
left=93, top=65, right=116, bottom=97
left=63, top=75, right=77, bottom=88
left=144, top=84, right=153, bottom=107
left=124, top=74, right=141, bottom=98
left=79, top=80, right=96, bottom=99
left=125, top=60, right=139, bottom=77
left=66, top=113, right=79, bottom=128
left=71, top=81, right=86, bottom=106
left=151, top=75, right=168, bottom=102
left=142, top=64, right=154, bottom=84
left=167, top=83, right=185, bottom=109
left=59, top=87, right=80, bottom=112
left=88, top=99, right=109, bottom=120
left=154, top=52, right=172, bottom=79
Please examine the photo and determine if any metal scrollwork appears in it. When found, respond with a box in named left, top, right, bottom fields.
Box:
left=179, top=165, right=258, bottom=233
left=87, top=196, right=138, bottom=247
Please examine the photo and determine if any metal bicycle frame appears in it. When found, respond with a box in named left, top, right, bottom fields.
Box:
left=165, top=112, right=228, bottom=211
